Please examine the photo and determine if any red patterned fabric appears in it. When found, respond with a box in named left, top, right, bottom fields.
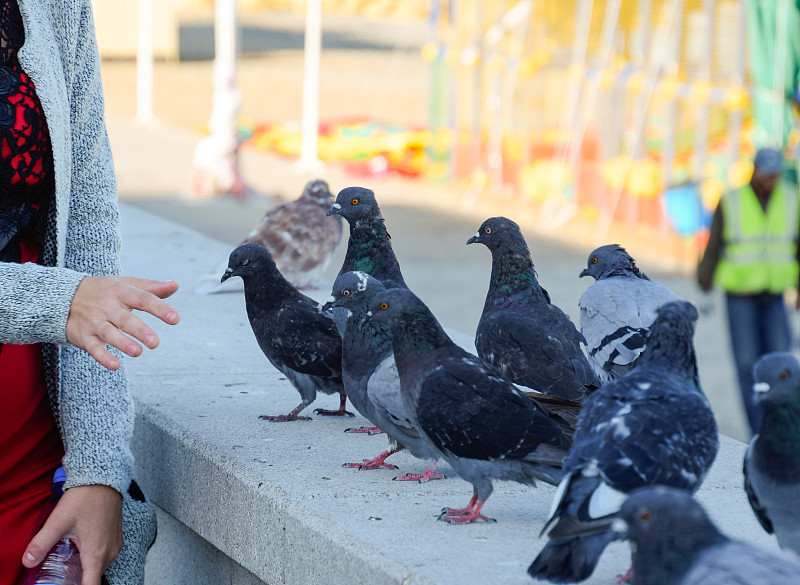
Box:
left=0, top=1, right=62, bottom=582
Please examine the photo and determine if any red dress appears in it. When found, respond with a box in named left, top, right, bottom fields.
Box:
left=0, top=1, right=64, bottom=583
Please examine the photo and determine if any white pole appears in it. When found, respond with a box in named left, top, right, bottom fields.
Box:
left=295, top=0, right=323, bottom=173
left=136, top=0, right=155, bottom=125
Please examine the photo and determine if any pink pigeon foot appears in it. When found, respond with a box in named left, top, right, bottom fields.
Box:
left=343, top=426, right=383, bottom=434
left=616, top=567, right=633, bottom=584
left=438, top=496, right=496, bottom=524
left=393, top=466, right=445, bottom=483
left=342, top=448, right=401, bottom=470
left=314, top=394, right=355, bottom=417
left=259, top=403, right=311, bottom=422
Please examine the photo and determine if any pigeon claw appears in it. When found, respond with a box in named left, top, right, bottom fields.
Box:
left=616, top=568, right=633, bottom=584
left=393, top=469, right=446, bottom=483
left=437, top=510, right=496, bottom=525
left=344, top=426, right=383, bottom=434
left=258, top=414, right=312, bottom=422
left=313, top=407, right=356, bottom=417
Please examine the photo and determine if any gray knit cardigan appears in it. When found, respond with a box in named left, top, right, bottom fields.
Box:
left=0, top=1, right=155, bottom=581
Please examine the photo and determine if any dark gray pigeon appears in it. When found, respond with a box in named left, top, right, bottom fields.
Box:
left=326, top=186, right=407, bottom=289
left=467, top=217, right=599, bottom=402
left=322, top=271, right=444, bottom=481
left=222, top=243, right=352, bottom=421
left=528, top=301, right=718, bottom=583
left=368, top=287, right=576, bottom=524
left=744, top=352, right=800, bottom=557
left=578, top=244, right=681, bottom=383
left=615, top=486, right=800, bottom=585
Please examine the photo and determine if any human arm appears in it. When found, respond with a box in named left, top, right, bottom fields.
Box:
left=697, top=204, right=724, bottom=292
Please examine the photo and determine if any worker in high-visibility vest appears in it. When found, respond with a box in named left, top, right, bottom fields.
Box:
left=698, top=147, right=799, bottom=435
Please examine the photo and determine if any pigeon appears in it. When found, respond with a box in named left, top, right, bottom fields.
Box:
left=326, top=186, right=407, bottom=289
left=744, top=352, right=800, bottom=558
left=323, top=271, right=444, bottom=481
left=368, top=287, right=576, bottom=524
left=198, top=179, right=342, bottom=293
left=614, top=485, right=800, bottom=585
left=467, top=217, right=599, bottom=402
left=578, top=244, right=681, bottom=383
left=221, top=243, right=352, bottom=421
left=528, top=301, right=718, bottom=583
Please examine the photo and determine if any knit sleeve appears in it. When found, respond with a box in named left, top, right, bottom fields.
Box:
left=57, top=0, right=133, bottom=495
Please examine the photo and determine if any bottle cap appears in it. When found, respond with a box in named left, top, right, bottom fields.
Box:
left=53, top=466, right=66, bottom=485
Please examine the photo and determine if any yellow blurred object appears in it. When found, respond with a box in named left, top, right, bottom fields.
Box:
left=702, top=160, right=718, bottom=179
left=723, top=87, right=750, bottom=111
left=627, top=159, right=663, bottom=199
left=488, top=54, right=505, bottom=74
left=626, top=72, right=645, bottom=94
left=600, top=69, right=616, bottom=89
left=432, top=127, right=454, bottom=154
left=601, top=156, right=630, bottom=190
left=728, top=158, right=754, bottom=187
left=658, top=77, right=680, bottom=99
left=690, top=81, right=712, bottom=104
left=518, top=160, right=569, bottom=203
left=421, top=42, right=439, bottom=62
left=700, top=178, right=725, bottom=210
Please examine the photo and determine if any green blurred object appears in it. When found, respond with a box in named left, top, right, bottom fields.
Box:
left=745, top=0, right=800, bottom=147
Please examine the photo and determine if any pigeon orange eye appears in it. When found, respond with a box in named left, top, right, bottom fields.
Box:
left=485, top=227, right=492, bottom=234
left=592, top=257, right=598, bottom=264
left=639, top=511, right=652, bottom=522
left=380, top=302, right=389, bottom=310
left=780, top=370, right=790, bottom=380
left=351, top=198, right=360, bottom=205
left=242, top=259, right=250, bottom=266
left=342, top=290, right=351, bottom=296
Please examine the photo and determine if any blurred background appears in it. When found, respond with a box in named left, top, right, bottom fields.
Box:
left=93, top=0, right=800, bottom=269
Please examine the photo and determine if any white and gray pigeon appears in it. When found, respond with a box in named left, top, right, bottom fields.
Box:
left=222, top=243, right=352, bottom=421
left=467, top=217, right=600, bottom=402
left=322, top=271, right=444, bottom=482
left=326, top=186, right=407, bottom=290
left=198, top=179, right=342, bottom=293
left=528, top=301, right=718, bottom=583
left=615, top=486, right=800, bottom=585
left=368, top=287, right=577, bottom=524
left=744, top=352, right=800, bottom=558
left=578, top=244, right=681, bottom=384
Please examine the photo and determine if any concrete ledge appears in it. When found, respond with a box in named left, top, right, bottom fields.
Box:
left=120, top=203, right=780, bottom=585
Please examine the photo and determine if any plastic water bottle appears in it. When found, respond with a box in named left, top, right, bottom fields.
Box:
left=18, top=467, right=82, bottom=585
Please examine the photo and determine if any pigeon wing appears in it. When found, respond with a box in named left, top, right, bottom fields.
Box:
left=264, top=301, right=342, bottom=378
left=415, top=351, right=569, bottom=461
left=567, top=369, right=717, bottom=493
left=681, top=541, right=800, bottom=585
left=743, top=441, right=775, bottom=534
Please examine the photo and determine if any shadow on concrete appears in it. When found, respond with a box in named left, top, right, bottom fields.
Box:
left=179, top=24, right=411, bottom=61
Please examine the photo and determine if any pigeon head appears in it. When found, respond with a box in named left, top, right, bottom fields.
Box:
left=368, top=287, right=421, bottom=327
left=323, top=271, right=385, bottom=313
left=299, top=179, right=333, bottom=206
left=580, top=244, right=646, bottom=280
left=753, top=352, right=800, bottom=396
left=467, top=216, right=525, bottom=251
left=616, top=486, right=725, bottom=583
left=368, top=288, right=449, bottom=350
left=327, top=186, right=381, bottom=222
left=221, top=243, right=277, bottom=283
left=639, top=301, right=700, bottom=383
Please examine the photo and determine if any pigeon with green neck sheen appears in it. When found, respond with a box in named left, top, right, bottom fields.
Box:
left=326, top=186, right=407, bottom=289
left=368, top=287, right=576, bottom=524
left=468, top=216, right=599, bottom=402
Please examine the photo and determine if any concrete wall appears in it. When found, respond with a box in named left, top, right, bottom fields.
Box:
left=120, top=203, right=782, bottom=585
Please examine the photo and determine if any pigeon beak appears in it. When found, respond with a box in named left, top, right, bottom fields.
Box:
left=326, top=203, right=342, bottom=217
left=221, top=267, right=234, bottom=283
left=579, top=268, right=590, bottom=278
left=610, top=518, right=628, bottom=537
left=321, top=297, right=336, bottom=313
left=466, top=233, right=480, bottom=245
left=752, top=381, right=771, bottom=403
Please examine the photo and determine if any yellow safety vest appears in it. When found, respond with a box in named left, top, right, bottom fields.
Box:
left=715, top=182, right=799, bottom=294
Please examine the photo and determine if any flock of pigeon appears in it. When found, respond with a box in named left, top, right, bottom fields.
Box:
left=220, top=180, right=800, bottom=584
